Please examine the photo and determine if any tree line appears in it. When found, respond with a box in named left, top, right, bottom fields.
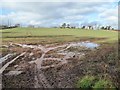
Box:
left=60, top=23, right=114, bottom=30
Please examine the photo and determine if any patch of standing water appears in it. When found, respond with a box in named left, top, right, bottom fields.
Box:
left=69, top=41, right=99, bottom=49
left=58, top=41, right=99, bottom=53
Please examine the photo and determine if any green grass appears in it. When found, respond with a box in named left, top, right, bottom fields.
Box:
left=76, top=76, right=95, bottom=88
left=0, top=27, right=118, bottom=45
left=76, top=75, right=115, bottom=89
left=93, top=79, right=115, bottom=89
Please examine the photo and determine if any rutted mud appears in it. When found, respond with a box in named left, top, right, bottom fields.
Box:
left=0, top=54, right=16, bottom=64
left=0, top=41, right=99, bottom=88
left=0, top=52, right=26, bottom=74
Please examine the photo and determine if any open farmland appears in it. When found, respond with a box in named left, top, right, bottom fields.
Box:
left=1, top=0, right=119, bottom=89
left=1, top=27, right=118, bottom=45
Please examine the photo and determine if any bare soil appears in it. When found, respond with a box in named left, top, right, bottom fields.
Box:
left=1, top=41, right=119, bottom=88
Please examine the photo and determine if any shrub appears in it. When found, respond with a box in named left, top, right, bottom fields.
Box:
left=76, top=75, right=95, bottom=88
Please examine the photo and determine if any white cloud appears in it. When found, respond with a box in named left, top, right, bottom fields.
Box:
left=64, top=15, right=84, bottom=20
left=98, top=6, right=118, bottom=28
left=1, top=1, right=118, bottom=29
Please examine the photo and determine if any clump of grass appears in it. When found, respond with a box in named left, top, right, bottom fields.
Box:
left=76, top=75, right=95, bottom=88
left=76, top=76, right=115, bottom=89
left=93, top=79, right=115, bottom=89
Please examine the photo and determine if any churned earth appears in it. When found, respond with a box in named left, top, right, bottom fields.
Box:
left=0, top=41, right=98, bottom=88
left=0, top=28, right=119, bottom=88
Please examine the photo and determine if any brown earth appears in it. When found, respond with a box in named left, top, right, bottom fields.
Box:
left=1, top=42, right=119, bottom=88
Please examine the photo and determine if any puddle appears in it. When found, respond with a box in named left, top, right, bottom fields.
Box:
left=68, top=41, right=99, bottom=49
left=77, top=42, right=99, bottom=48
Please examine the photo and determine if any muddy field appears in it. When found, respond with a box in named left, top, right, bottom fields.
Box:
left=0, top=28, right=119, bottom=88
left=0, top=40, right=119, bottom=88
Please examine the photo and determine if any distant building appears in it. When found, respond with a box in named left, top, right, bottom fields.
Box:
left=0, top=25, right=8, bottom=29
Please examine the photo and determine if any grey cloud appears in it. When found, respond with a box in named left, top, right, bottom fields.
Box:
left=1, top=2, right=118, bottom=28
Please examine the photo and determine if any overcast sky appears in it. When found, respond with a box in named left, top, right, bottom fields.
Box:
left=0, top=0, right=119, bottom=29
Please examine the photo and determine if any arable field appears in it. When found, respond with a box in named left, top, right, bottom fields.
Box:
left=0, top=28, right=119, bottom=88
left=1, top=27, right=118, bottom=45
